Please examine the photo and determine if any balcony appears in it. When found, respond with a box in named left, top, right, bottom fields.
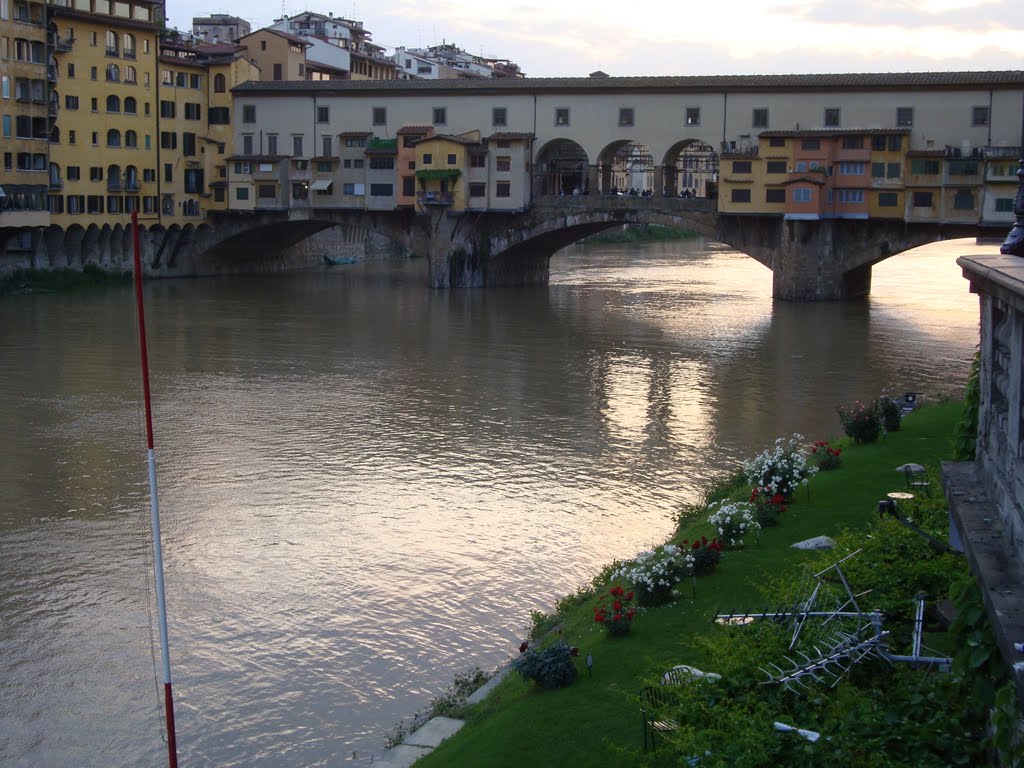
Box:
left=418, top=191, right=454, bottom=205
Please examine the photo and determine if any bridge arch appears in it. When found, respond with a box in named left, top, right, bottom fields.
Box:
left=596, top=140, right=656, bottom=195
left=534, top=139, right=589, bottom=197
left=662, top=140, right=719, bottom=199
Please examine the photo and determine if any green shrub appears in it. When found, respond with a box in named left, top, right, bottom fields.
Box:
left=511, top=641, right=578, bottom=689
left=878, top=394, right=903, bottom=432
left=952, top=350, right=980, bottom=461
left=837, top=400, right=882, bottom=443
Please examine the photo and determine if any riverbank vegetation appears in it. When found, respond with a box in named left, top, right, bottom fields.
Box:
left=0, top=265, right=130, bottom=296
left=409, top=400, right=1020, bottom=767
left=582, top=225, right=699, bottom=244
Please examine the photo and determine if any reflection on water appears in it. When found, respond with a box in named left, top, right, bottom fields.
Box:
left=0, top=237, right=991, bottom=766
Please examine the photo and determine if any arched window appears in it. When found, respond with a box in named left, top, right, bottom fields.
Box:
left=106, top=94, right=120, bottom=112
left=106, top=128, right=121, bottom=147
left=105, top=30, right=118, bottom=56
left=49, top=162, right=62, bottom=187
left=32, top=153, right=47, bottom=170
left=125, top=165, right=138, bottom=190
left=124, top=130, right=137, bottom=147
left=214, top=73, right=226, bottom=93
left=124, top=96, right=137, bottom=114
left=107, top=164, right=121, bottom=189
left=123, top=33, right=136, bottom=58
left=124, top=65, right=136, bottom=84
left=105, top=64, right=119, bottom=82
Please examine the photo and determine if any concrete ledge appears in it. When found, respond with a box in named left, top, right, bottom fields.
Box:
left=942, top=461, right=1024, bottom=706
left=403, top=716, right=464, bottom=749
left=373, top=744, right=432, bottom=768
left=465, top=665, right=512, bottom=706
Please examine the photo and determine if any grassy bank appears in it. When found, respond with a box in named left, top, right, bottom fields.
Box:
left=582, top=225, right=699, bottom=244
left=412, top=402, right=1015, bottom=767
left=0, top=265, right=130, bottom=296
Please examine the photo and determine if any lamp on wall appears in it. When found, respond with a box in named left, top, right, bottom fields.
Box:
left=1001, top=158, right=1024, bottom=256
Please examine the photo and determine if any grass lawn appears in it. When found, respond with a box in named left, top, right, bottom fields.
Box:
left=413, top=402, right=970, bottom=767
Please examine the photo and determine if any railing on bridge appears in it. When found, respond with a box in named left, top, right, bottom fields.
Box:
left=532, top=194, right=716, bottom=213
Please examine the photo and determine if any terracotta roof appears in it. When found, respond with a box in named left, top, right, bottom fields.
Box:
left=397, top=125, right=433, bottom=134
left=233, top=70, right=1024, bottom=96
left=759, top=128, right=912, bottom=137
left=338, top=131, right=373, bottom=137
left=418, top=133, right=481, bottom=146
left=488, top=132, right=535, bottom=141
left=240, top=28, right=310, bottom=47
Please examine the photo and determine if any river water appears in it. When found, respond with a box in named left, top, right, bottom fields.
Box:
left=0, top=237, right=991, bottom=766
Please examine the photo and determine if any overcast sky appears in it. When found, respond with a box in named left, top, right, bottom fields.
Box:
left=168, top=0, right=1024, bottom=77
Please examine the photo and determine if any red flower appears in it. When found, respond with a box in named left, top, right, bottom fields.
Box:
left=626, top=591, right=634, bottom=601
left=613, top=600, right=622, bottom=611
left=610, top=585, right=624, bottom=597
left=772, top=493, right=785, bottom=505
left=693, top=540, right=701, bottom=549
left=594, top=611, right=606, bottom=623
left=613, top=613, right=623, bottom=621
left=626, top=608, right=636, bottom=619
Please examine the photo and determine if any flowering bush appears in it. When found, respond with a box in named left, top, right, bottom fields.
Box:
left=811, top=440, right=843, bottom=470
left=611, top=546, right=690, bottom=606
left=837, top=400, right=882, bottom=443
left=678, top=536, right=723, bottom=575
left=707, top=501, right=760, bottom=547
left=512, top=640, right=579, bottom=688
left=743, top=434, right=817, bottom=500
left=748, top=486, right=787, bottom=527
left=877, top=393, right=902, bottom=433
left=593, top=585, right=637, bottom=635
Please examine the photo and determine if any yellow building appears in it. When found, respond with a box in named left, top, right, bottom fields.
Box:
left=414, top=132, right=480, bottom=211
left=1, top=0, right=53, bottom=239
left=156, top=38, right=259, bottom=222
left=47, top=0, right=161, bottom=228
left=237, top=28, right=307, bottom=82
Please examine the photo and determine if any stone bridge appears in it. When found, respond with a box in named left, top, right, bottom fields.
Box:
left=14, top=196, right=982, bottom=300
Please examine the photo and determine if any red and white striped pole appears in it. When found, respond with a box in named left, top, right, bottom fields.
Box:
left=131, top=212, right=179, bottom=768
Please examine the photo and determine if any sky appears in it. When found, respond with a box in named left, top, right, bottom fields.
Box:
left=168, top=0, right=1024, bottom=78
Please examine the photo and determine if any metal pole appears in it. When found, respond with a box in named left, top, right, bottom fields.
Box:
left=131, top=212, right=179, bottom=768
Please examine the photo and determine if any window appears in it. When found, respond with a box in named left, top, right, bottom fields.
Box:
left=124, top=66, right=136, bottom=83
left=765, top=188, right=785, bottom=203
left=878, top=192, right=898, bottom=207
left=257, top=184, right=274, bottom=198
left=793, top=188, right=812, bottom=203
left=235, top=187, right=249, bottom=201
left=124, top=96, right=137, bottom=114
left=273, top=63, right=282, bottom=80
left=342, top=182, right=365, bottom=195
left=801, top=138, right=820, bottom=150
left=65, top=94, right=79, bottom=110
left=106, top=196, right=122, bottom=214
left=105, top=30, right=118, bottom=56
left=1, top=114, right=8, bottom=137
left=160, top=131, right=176, bottom=149
left=175, top=72, right=186, bottom=87
left=888, top=135, right=901, bottom=151
left=953, top=189, right=975, bottom=210
left=841, top=136, right=863, bottom=149
left=402, top=176, right=415, bottom=196
left=164, top=163, right=172, bottom=182
left=90, top=66, right=97, bottom=80
left=90, top=97, right=98, bottom=111
left=68, top=130, right=75, bottom=144
left=446, top=153, right=457, bottom=165
left=352, top=159, right=364, bottom=168
left=432, top=107, right=446, bottom=125
left=107, top=129, right=120, bottom=147
left=752, top=108, right=768, bottom=128
left=886, top=162, right=900, bottom=178
left=317, top=105, right=328, bottom=123
left=208, top=107, right=230, bottom=124
left=267, top=134, right=277, bottom=154
left=106, top=64, right=119, bottom=82
left=87, top=195, right=103, bottom=213
left=765, top=160, right=786, bottom=174
left=161, top=69, right=172, bottom=86
left=948, top=160, right=979, bottom=176
left=823, top=108, right=840, bottom=127
left=143, top=168, right=156, bottom=182
left=160, top=100, right=175, bottom=118
left=871, top=162, right=885, bottom=178
left=106, top=95, right=120, bottom=112
left=321, top=136, right=332, bottom=156
left=91, top=131, right=98, bottom=146
left=730, top=188, right=751, bottom=203
left=470, top=153, right=486, bottom=168
left=214, top=73, right=226, bottom=93
left=123, top=33, right=135, bottom=58
left=555, top=108, right=569, bottom=126
left=67, top=166, right=80, bottom=181
left=838, top=162, right=864, bottom=175
left=496, top=181, right=511, bottom=198
left=67, top=63, right=74, bottom=78
left=124, top=166, right=138, bottom=189
left=242, top=135, right=253, bottom=154
left=971, top=106, right=989, bottom=126
left=492, top=107, right=507, bottom=127
left=731, top=160, right=752, bottom=174
left=838, top=189, right=864, bottom=203
left=912, top=191, right=933, bottom=207
left=190, top=74, right=200, bottom=89
left=896, top=107, right=913, bottom=127
left=372, top=106, right=386, bottom=125
left=125, top=130, right=137, bottom=147
left=344, top=136, right=367, bottom=148
left=618, top=107, right=634, bottom=127
left=369, top=183, right=393, bottom=196
left=184, top=103, right=201, bottom=120
left=910, top=158, right=940, bottom=175
left=995, top=198, right=1014, bottom=212
left=184, top=168, right=203, bottom=193
left=369, top=157, right=394, bottom=169
left=469, top=182, right=486, bottom=197
left=422, top=153, right=432, bottom=165
left=182, top=132, right=196, bottom=156
left=242, top=104, right=255, bottom=123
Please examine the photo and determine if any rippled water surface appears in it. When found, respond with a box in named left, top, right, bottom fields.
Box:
left=0, top=237, right=993, bottom=766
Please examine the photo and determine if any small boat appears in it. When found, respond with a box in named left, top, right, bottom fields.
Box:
left=323, top=254, right=357, bottom=266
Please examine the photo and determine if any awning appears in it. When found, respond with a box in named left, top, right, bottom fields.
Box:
left=309, top=179, right=333, bottom=192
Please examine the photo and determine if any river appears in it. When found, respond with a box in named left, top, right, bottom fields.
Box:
left=0, top=236, right=991, bottom=766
